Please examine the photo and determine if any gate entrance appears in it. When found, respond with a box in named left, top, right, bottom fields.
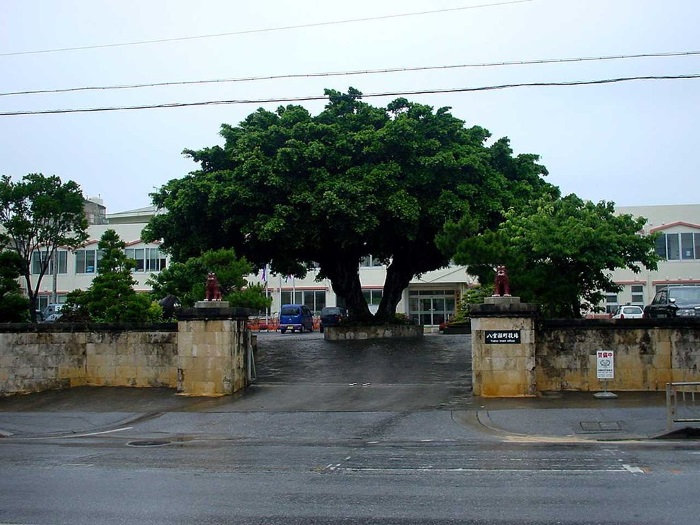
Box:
left=250, top=332, right=472, bottom=411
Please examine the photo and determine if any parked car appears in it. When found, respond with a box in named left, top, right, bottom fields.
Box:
left=41, top=312, right=63, bottom=323
left=279, top=304, right=314, bottom=333
left=319, top=306, right=347, bottom=333
left=644, top=286, right=700, bottom=318
left=41, top=303, right=64, bottom=320
left=612, top=305, right=644, bottom=319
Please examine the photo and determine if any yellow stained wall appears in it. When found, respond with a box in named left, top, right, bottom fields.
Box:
left=536, top=325, right=700, bottom=392
left=1, top=320, right=250, bottom=397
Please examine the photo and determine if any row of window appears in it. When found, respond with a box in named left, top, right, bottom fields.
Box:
left=360, top=255, right=383, bottom=267
left=605, top=284, right=645, bottom=313
left=278, top=288, right=457, bottom=323
left=39, top=286, right=458, bottom=325
left=277, top=289, right=386, bottom=315
left=280, top=290, right=327, bottom=315
left=358, top=257, right=458, bottom=268
left=605, top=283, right=700, bottom=312
left=31, top=247, right=167, bottom=275
left=277, top=288, right=457, bottom=323
left=656, top=232, right=700, bottom=261
left=31, top=251, right=68, bottom=275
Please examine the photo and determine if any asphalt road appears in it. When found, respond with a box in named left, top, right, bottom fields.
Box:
left=1, top=332, right=699, bottom=524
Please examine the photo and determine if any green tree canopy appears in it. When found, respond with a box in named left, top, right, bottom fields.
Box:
left=438, top=194, right=659, bottom=317
left=147, top=248, right=271, bottom=311
left=0, top=250, right=30, bottom=322
left=63, top=229, right=162, bottom=323
left=144, top=88, right=557, bottom=321
left=0, top=173, right=88, bottom=322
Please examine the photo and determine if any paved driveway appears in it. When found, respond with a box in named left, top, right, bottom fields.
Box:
left=239, top=331, right=473, bottom=412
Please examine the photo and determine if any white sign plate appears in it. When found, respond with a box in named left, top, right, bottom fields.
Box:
left=596, top=350, right=614, bottom=380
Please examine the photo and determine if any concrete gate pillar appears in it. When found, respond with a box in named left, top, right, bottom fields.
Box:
left=176, top=302, right=252, bottom=396
left=470, top=297, right=538, bottom=397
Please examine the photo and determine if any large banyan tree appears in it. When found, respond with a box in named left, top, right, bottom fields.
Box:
left=144, top=88, right=556, bottom=322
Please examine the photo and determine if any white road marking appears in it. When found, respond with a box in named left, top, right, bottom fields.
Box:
left=59, top=426, right=133, bottom=438
left=336, top=467, right=637, bottom=473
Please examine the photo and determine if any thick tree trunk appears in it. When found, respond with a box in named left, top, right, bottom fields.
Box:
left=375, top=257, right=414, bottom=322
left=23, top=272, right=38, bottom=323
left=324, top=259, right=372, bottom=322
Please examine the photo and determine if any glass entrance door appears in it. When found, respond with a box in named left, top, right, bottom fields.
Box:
left=409, top=291, right=456, bottom=326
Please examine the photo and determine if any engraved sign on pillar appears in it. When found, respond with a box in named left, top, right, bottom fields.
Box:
left=484, top=330, right=521, bottom=344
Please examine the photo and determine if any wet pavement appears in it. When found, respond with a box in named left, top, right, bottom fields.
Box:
left=0, top=332, right=692, bottom=441
left=254, top=331, right=472, bottom=385
left=2, top=332, right=699, bottom=525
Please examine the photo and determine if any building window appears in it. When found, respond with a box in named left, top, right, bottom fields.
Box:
left=306, top=290, right=325, bottom=313
left=605, top=292, right=619, bottom=314
left=125, top=248, right=145, bottom=271
left=32, top=250, right=67, bottom=275
left=281, top=290, right=298, bottom=305
left=630, top=285, right=644, bottom=305
left=36, top=295, right=67, bottom=312
left=31, top=252, right=42, bottom=274
left=36, top=295, right=50, bottom=312
left=146, top=248, right=167, bottom=271
left=125, top=247, right=166, bottom=272
left=363, top=289, right=383, bottom=305
left=655, top=235, right=666, bottom=259
left=75, top=249, right=100, bottom=273
left=360, top=255, right=383, bottom=267
left=667, top=234, right=680, bottom=260
left=655, top=232, right=700, bottom=260
left=656, top=283, right=700, bottom=293
left=280, top=290, right=325, bottom=314
left=681, top=233, right=695, bottom=259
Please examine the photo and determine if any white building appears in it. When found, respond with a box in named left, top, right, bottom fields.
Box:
left=27, top=200, right=700, bottom=323
left=27, top=202, right=168, bottom=313
left=607, top=204, right=700, bottom=313
left=30, top=201, right=476, bottom=326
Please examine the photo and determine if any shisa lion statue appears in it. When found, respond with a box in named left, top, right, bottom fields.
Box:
left=205, top=272, right=222, bottom=301
left=492, top=265, right=511, bottom=297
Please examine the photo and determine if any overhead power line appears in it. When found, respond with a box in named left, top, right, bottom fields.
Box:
left=4, top=49, right=699, bottom=98
left=2, top=74, right=699, bottom=117
left=0, top=0, right=533, bottom=57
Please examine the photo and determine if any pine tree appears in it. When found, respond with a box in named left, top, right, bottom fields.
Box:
left=64, top=229, right=162, bottom=322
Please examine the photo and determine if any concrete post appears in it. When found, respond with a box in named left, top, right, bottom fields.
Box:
left=470, top=297, right=538, bottom=397
left=176, top=302, right=252, bottom=396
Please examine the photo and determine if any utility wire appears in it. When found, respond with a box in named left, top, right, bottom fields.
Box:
left=0, top=0, right=533, bottom=57
left=4, top=49, right=699, bottom=98
left=2, top=74, right=699, bottom=117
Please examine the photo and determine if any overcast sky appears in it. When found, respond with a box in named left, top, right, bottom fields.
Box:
left=2, top=0, right=698, bottom=213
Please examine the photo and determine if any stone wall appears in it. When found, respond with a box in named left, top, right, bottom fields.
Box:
left=0, top=313, right=252, bottom=397
left=0, top=324, right=178, bottom=396
left=86, top=329, right=177, bottom=389
left=536, top=319, right=700, bottom=392
left=471, top=310, right=700, bottom=397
